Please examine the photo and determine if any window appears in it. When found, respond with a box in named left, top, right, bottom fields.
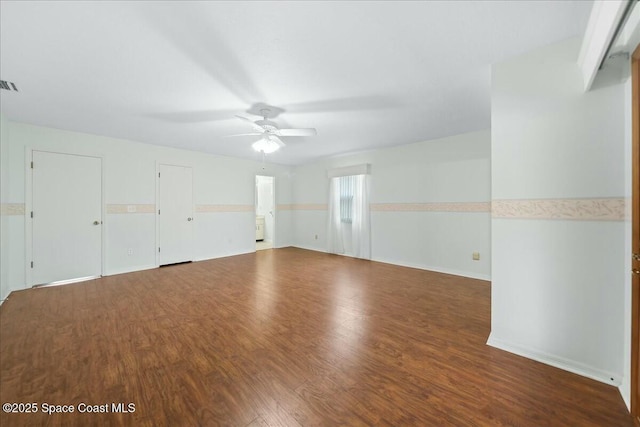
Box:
left=339, top=175, right=355, bottom=223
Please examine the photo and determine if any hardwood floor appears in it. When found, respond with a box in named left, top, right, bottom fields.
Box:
left=0, top=248, right=634, bottom=426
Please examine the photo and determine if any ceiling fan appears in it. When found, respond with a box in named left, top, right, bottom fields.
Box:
left=229, top=106, right=317, bottom=154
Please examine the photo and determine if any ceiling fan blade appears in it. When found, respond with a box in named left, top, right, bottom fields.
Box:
left=235, top=115, right=265, bottom=132
left=277, top=128, right=317, bottom=137
left=224, top=133, right=263, bottom=137
left=268, top=135, right=286, bottom=148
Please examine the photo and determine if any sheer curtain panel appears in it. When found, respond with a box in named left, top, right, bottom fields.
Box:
left=327, top=177, right=345, bottom=254
left=351, top=174, right=371, bottom=259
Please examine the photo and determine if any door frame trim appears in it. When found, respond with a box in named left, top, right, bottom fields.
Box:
left=631, top=43, right=640, bottom=424
left=255, top=174, right=277, bottom=249
left=25, top=148, right=106, bottom=287
left=155, top=162, right=194, bottom=267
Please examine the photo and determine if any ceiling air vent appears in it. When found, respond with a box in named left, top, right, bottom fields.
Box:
left=0, top=80, right=18, bottom=92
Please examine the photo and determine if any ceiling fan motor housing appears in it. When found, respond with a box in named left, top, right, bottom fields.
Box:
left=255, top=119, right=279, bottom=131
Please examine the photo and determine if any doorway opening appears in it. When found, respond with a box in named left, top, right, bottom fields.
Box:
left=255, top=175, right=275, bottom=251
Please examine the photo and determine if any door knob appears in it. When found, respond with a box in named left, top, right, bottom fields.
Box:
left=187, top=217, right=192, bottom=221
left=633, top=269, right=640, bottom=275
left=93, top=220, right=101, bottom=225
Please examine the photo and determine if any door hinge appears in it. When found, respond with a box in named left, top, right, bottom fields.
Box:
left=158, top=172, right=160, bottom=178
left=30, top=211, right=33, bottom=218
left=30, top=261, right=33, bottom=268
left=158, top=209, right=160, bottom=215
left=30, top=161, right=34, bottom=169
left=158, top=247, right=161, bottom=253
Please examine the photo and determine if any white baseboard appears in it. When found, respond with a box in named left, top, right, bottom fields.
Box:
left=292, top=244, right=327, bottom=253
left=194, top=249, right=254, bottom=262
left=289, top=247, right=491, bottom=281
left=103, top=264, right=157, bottom=277
left=372, top=256, right=491, bottom=281
left=108, top=251, right=256, bottom=273
left=487, top=333, right=621, bottom=386
left=619, top=380, right=631, bottom=412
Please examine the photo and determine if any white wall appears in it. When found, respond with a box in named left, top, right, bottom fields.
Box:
left=489, top=37, right=627, bottom=386
left=0, top=113, right=10, bottom=302
left=292, top=129, right=491, bottom=280
left=1, top=121, right=293, bottom=293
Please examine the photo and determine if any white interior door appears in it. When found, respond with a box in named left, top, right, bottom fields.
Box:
left=158, top=164, right=193, bottom=265
left=32, top=151, right=102, bottom=285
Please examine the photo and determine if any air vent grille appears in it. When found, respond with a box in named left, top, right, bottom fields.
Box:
left=0, top=80, right=18, bottom=92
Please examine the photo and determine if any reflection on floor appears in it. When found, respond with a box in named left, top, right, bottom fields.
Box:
left=256, top=241, right=273, bottom=251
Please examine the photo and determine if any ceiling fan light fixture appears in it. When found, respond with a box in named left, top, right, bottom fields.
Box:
left=252, top=137, right=280, bottom=154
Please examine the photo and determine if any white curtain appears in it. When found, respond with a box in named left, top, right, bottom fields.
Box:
left=351, top=174, right=371, bottom=259
left=327, top=175, right=371, bottom=259
left=327, top=177, right=344, bottom=254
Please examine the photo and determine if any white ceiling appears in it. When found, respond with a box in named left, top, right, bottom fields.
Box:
left=0, top=1, right=592, bottom=165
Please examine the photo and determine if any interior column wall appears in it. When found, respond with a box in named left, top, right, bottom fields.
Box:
left=489, top=37, right=627, bottom=387
left=0, top=113, right=11, bottom=303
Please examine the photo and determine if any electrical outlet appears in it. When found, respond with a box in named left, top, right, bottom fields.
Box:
left=127, top=248, right=133, bottom=256
left=472, top=252, right=480, bottom=261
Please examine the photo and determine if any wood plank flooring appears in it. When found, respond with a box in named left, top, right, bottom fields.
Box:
left=0, top=248, right=634, bottom=426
